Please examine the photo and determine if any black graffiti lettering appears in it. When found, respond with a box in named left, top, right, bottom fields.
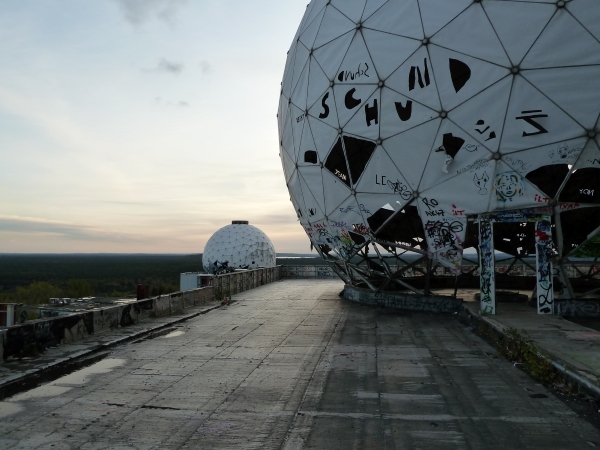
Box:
left=365, top=99, right=378, bottom=126
left=481, top=275, right=491, bottom=298
left=425, top=220, right=464, bottom=249
left=309, top=208, right=316, bottom=217
left=409, top=58, right=430, bottom=91
left=376, top=175, right=387, bottom=185
left=319, top=92, right=330, bottom=119
left=387, top=179, right=411, bottom=200
left=516, top=110, right=549, bottom=137
left=345, top=88, right=361, bottom=110
left=421, top=197, right=439, bottom=210
left=395, top=100, right=413, bottom=122
left=538, top=281, right=553, bottom=314
left=337, top=63, right=370, bottom=82
left=449, top=59, right=471, bottom=93
left=425, top=210, right=445, bottom=217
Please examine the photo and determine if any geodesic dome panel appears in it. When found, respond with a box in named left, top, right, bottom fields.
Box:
left=278, top=0, right=600, bottom=280
left=203, top=222, right=276, bottom=273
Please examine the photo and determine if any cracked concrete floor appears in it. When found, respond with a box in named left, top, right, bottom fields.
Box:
left=1, top=279, right=600, bottom=449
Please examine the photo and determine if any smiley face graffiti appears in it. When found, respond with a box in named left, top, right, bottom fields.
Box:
left=494, top=172, right=524, bottom=202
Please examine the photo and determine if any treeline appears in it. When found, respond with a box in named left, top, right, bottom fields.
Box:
left=0, top=253, right=325, bottom=306
left=0, top=254, right=203, bottom=305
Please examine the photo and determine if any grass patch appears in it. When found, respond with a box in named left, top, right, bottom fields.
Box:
left=476, top=322, right=558, bottom=384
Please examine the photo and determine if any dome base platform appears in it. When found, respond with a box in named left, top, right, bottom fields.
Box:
left=343, top=285, right=463, bottom=314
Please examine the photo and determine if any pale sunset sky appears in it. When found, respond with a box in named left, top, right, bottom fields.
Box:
left=0, top=0, right=311, bottom=253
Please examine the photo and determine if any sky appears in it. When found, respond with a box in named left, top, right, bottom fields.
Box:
left=0, top=0, right=312, bottom=254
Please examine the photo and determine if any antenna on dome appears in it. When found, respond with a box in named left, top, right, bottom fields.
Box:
left=232, top=220, right=249, bottom=225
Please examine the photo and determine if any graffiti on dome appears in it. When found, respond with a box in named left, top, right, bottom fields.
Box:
left=337, top=63, right=371, bottom=82
left=387, top=179, right=412, bottom=200
left=494, top=172, right=524, bottom=202
left=473, top=171, right=490, bottom=195
left=474, top=119, right=497, bottom=142
left=516, top=109, right=549, bottom=137
left=278, top=0, right=600, bottom=291
left=549, top=143, right=582, bottom=163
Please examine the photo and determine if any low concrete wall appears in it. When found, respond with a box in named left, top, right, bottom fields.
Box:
left=282, top=266, right=336, bottom=279
left=183, top=291, right=194, bottom=308
left=0, top=329, right=6, bottom=361
left=154, top=296, right=171, bottom=317
left=344, top=285, right=463, bottom=314
left=2, top=287, right=211, bottom=362
left=556, top=299, right=600, bottom=317
left=2, top=266, right=283, bottom=362
left=212, top=266, right=282, bottom=299
left=170, top=293, right=184, bottom=314
left=193, top=287, right=214, bottom=305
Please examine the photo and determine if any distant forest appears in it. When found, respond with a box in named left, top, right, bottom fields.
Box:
left=0, top=254, right=322, bottom=305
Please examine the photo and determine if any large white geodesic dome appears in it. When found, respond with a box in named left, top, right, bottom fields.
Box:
left=203, top=222, right=276, bottom=273
left=278, top=0, right=600, bottom=287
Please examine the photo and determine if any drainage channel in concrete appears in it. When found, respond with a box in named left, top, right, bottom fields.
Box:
left=0, top=357, right=126, bottom=419
left=0, top=304, right=221, bottom=402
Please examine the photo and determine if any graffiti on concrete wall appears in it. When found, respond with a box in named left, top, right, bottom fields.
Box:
left=556, top=300, right=600, bottom=317
left=282, top=266, right=336, bottom=279
left=479, top=218, right=495, bottom=315
left=39, top=309, right=73, bottom=319
left=3, top=313, right=95, bottom=360
left=536, top=218, right=554, bottom=314
left=424, top=217, right=466, bottom=275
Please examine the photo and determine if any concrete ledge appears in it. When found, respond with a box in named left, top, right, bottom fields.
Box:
left=461, top=303, right=600, bottom=400
left=1, top=287, right=217, bottom=362
left=343, top=285, right=463, bottom=314
left=2, top=268, right=282, bottom=364
left=0, top=302, right=223, bottom=401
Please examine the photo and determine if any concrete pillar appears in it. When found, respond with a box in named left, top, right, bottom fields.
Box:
left=536, top=217, right=555, bottom=314
left=479, top=217, right=496, bottom=315
left=6, top=304, right=14, bottom=327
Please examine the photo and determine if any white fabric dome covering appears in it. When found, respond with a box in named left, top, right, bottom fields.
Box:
left=202, top=222, right=277, bottom=273
left=278, top=0, right=600, bottom=275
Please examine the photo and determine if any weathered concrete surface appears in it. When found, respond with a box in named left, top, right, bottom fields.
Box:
left=1, top=280, right=599, bottom=449
left=464, top=301, right=600, bottom=395
left=0, top=301, right=222, bottom=398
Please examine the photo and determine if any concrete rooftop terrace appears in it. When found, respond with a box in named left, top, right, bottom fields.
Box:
left=1, top=279, right=600, bottom=449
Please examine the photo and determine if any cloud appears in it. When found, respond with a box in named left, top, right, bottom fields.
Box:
left=114, top=0, right=188, bottom=25
left=200, top=60, right=211, bottom=75
left=254, top=214, right=299, bottom=226
left=0, top=216, right=147, bottom=244
left=155, top=58, right=183, bottom=74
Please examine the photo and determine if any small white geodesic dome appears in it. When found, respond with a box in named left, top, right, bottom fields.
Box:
left=202, top=221, right=277, bottom=273
left=278, top=0, right=600, bottom=284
